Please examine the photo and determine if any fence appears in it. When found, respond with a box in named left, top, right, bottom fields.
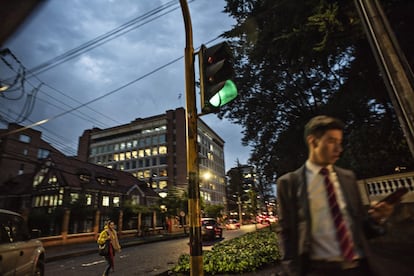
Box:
left=357, top=171, right=414, bottom=205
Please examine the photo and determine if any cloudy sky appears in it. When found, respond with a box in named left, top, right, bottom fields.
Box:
left=1, top=0, right=252, bottom=171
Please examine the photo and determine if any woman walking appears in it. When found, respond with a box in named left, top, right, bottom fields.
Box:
left=98, top=220, right=121, bottom=275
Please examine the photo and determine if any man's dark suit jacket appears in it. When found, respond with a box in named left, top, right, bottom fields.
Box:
left=276, top=165, right=386, bottom=276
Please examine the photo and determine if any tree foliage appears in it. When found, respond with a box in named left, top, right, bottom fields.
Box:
left=221, top=0, right=414, bottom=179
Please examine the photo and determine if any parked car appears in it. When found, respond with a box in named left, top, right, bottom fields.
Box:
left=225, top=219, right=241, bottom=230
left=201, top=218, right=223, bottom=240
left=0, top=209, right=45, bottom=276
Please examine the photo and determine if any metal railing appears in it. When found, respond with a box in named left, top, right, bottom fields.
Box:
left=358, top=171, right=414, bottom=205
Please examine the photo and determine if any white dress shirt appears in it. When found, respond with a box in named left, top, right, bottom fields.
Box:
left=306, top=160, right=358, bottom=261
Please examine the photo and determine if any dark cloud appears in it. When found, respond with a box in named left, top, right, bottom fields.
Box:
left=0, top=0, right=250, bottom=170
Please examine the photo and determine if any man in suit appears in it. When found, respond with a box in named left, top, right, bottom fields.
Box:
left=277, top=115, right=394, bottom=276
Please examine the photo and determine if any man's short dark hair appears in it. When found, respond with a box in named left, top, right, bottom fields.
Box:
left=304, top=115, right=344, bottom=142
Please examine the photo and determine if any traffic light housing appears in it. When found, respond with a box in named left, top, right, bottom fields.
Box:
left=199, top=42, right=237, bottom=114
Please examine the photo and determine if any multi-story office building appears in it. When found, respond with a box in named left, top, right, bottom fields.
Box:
left=77, top=108, right=226, bottom=206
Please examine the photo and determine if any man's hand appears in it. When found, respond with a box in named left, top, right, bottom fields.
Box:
left=368, top=201, right=394, bottom=224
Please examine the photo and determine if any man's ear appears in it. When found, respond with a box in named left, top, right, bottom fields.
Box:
left=307, top=135, right=317, bottom=148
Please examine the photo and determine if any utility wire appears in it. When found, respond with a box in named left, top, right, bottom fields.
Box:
left=1, top=50, right=117, bottom=128
left=0, top=55, right=183, bottom=138
left=0, top=109, right=78, bottom=154
left=0, top=35, right=223, bottom=140
left=25, top=0, right=186, bottom=76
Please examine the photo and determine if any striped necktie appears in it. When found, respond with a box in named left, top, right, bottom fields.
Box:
left=320, top=167, right=356, bottom=261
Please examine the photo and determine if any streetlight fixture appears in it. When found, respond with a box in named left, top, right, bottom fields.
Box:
left=0, top=81, right=9, bottom=92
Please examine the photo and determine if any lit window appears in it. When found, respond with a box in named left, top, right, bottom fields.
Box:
left=159, top=168, right=167, bottom=177
left=79, top=174, right=90, bottom=183
left=113, top=197, right=120, bottom=207
left=33, top=174, right=44, bottom=187
left=70, top=193, right=79, bottom=204
left=159, top=180, right=168, bottom=189
left=126, top=152, right=131, bottom=159
left=159, top=146, right=167, bottom=154
left=48, top=175, right=57, bottom=184
left=114, top=153, right=119, bottom=161
left=44, top=195, right=49, bottom=206
left=127, top=141, right=132, bottom=148
left=132, top=150, right=137, bottom=158
left=18, top=164, right=24, bottom=175
left=96, top=177, right=106, bottom=185
left=137, top=171, right=144, bottom=178
left=34, top=196, right=40, bottom=207
left=145, top=148, right=151, bottom=156
left=102, top=196, right=110, bottom=207
left=86, top=194, right=92, bottom=205
left=119, top=153, right=125, bottom=161
left=138, top=149, right=144, bottom=157
left=120, top=142, right=126, bottom=150
left=152, top=147, right=158, bottom=155
left=151, top=181, right=157, bottom=189
left=19, top=134, right=31, bottom=143
left=131, top=195, right=140, bottom=205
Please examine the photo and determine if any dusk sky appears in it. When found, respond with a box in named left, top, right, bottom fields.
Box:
left=0, top=0, right=252, bottom=171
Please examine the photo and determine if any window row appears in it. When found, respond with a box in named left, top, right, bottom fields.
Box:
left=102, top=156, right=168, bottom=170
left=32, top=193, right=121, bottom=208
left=92, top=146, right=168, bottom=162
left=91, top=133, right=167, bottom=155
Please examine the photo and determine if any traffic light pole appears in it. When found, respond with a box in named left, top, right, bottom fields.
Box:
left=179, top=1, right=203, bottom=275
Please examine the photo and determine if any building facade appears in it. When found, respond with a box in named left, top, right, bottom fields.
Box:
left=77, top=108, right=227, bottom=206
left=0, top=123, right=63, bottom=186
left=0, top=123, right=161, bottom=238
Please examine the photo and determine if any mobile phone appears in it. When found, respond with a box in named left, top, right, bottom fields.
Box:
left=379, top=187, right=409, bottom=204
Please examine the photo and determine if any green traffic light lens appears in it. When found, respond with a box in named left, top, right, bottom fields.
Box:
left=209, top=80, right=238, bottom=107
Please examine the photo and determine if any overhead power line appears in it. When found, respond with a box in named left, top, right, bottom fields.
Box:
left=25, top=0, right=187, bottom=76
left=0, top=55, right=183, bottom=138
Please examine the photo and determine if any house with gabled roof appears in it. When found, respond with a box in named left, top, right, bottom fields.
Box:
left=0, top=123, right=162, bottom=240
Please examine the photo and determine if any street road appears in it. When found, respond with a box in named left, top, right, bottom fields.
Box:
left=45, top=224, right=259, bottom=276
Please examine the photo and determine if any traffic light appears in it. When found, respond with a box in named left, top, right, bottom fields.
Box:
left=199, top=42, right=237, bottom=114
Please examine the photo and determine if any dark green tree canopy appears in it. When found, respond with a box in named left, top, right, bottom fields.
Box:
left=220, top=0, right=414, bottom=179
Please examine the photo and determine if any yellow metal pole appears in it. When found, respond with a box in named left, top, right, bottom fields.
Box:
left=179, top=1, right=203, bottom=275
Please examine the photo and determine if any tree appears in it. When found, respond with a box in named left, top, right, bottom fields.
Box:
left=158, top=187, right=188, bottom=218
left=220, top=0, right=414, bottom=179
left=203, top=204, right=225, bottom=219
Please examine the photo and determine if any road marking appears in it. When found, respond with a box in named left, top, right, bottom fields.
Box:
left=81, top=260, right=105, bottom=267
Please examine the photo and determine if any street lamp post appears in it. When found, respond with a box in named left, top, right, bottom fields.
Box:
left=179, top=1, right=203, bottom=275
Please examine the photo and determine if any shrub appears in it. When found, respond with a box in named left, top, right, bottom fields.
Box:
left=172, top=229, right=281, bottom=275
